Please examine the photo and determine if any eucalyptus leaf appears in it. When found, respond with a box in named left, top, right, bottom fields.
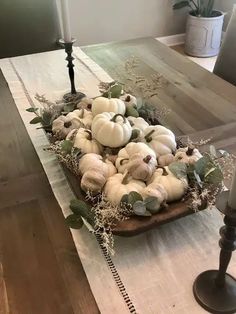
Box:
left=103, top=83, right=123, bottom=98
left=128, top=191, right=143, bottom=205
left=168, top=162, right=187, bottom=179
left=204, top=166, right=223, bottom=185
left=63, top=102, right=76, bottom=113
left=69, top=199, right=94, bottom=225
left=61, top=140, right=73, bottom=154
left=144, top=197, right=161, bottom=214
left=193, top=170, right=203, bottom=188
left=195, top=154, right=213, bottom=179
left=133, top=201, right=151, bottom=217
left=173, top=1, right=190, bottom=10
left=218, top=150, right=230, bottom=157
left=26, top=107, right=38, bottom=112
left=125, top=106, right=139, bottom=118
left=30, top=116, right=42, bottom=124
left=66, top=214, right=84, bottom=229
left=120, top=194, right=129, bottom=206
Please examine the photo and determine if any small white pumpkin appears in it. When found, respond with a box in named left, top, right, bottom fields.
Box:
left=52, top=115, right=82, bottom=139
left=148, top=167, right=188, bottom=202
left=79, top=153, right=117, bottom=178
left=127, top=116, right=149, bottom=139
left=81, top=169, right=106, bottom=194
left=116, top=142, right=156, bottom=173
left=142, top=182, right=168, bottom=211
left=104, top=172, right=146, bottom=205
left=158, top=154, right=175, bottom=167
left=77, top=97, right=93, bottom=111
left=92, top=112, right=132, bottom=148
left=127, top=153, right=157, bottom=181
left=120, top=94, right=137, bottom=107
left=142, top=126, right=177, bottom=157
left=92, top=97, right=126, bottom=116
left=67, top=108, right=93, bottom=128
left=174, top=147, right=202, bottom=164
left=67, top=129, right=103, bottom=154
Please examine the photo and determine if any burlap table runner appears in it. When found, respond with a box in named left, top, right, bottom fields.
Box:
left=1, top=48, right=235, bottom=314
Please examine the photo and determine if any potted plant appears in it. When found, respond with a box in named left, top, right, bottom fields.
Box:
left=173, top=0, right=224, bottom=57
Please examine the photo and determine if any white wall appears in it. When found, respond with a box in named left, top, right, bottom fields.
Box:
left=57, top=0, right=187, bottom=46
left=215, top=0, right=236, bottom=30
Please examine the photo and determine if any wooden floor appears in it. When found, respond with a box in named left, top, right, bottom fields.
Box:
left=1, top=37, right=236, bottom=314
left=0, top=71, right=99, bottom=314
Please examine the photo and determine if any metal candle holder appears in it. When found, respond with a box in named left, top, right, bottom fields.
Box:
left=59, top=39, right=85, bottom=103
left=193, top=190, right=236, bottom=314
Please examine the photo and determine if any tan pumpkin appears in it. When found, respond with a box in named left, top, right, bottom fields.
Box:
left=81, top=169, right=106, bottom=194
left=67, top=129, right=103, bottom=154
left=148, top=167, right=188, bottom=202
left=174, top=147, right=202, bottom=164
left=52, top=115, right=82, bottom=139
left=116, top=142, right=156, bottom=173
left=92, top=97, right=126, bottom=116
left=67, top=108, right=93, bottom=128
left=158, top=154, right=175, bottom=167
left=104, top=171, right=146, bottom=205
left=127, top=153, right=157, bottom=181
left=79, top=153, right=117, bottom=178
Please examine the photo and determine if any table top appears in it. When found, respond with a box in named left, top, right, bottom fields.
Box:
left=1, top=37, right=236, bottom=314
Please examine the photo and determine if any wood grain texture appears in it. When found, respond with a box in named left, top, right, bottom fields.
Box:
left=0, top=70, right=99, bottom=314
left=82, top=38, right=236, bottom=135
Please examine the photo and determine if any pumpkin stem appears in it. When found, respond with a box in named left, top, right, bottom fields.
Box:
left=64, top=121, right=72, bottom=128
left=186, top=146, right=194, bottom=156
left=120, top=158, right=129, bottom=165
left=125, top=95, right=131, bottom=102
left=110, top=114, right=126, bottom=123
left=143, top=155, right=152, bottom=163
left=144, top=129, right=155, bottom=143
left=80, top=108, right=85, bottom=118
left=156, top=166, right=168, bottom=176
left=122, top=170, right=129, bottom=184
left=84, top=129, right=92, bottom=140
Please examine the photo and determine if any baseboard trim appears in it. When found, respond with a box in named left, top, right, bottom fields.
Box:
left=156, top=33, right=185, bottom=46
left=156, top=31, right=225, bottom=47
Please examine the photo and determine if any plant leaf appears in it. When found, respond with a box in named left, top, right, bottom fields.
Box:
left=120, top=194, right=129, bottom=206
left=133, top=201, right=152, bottom=216
left=144, top=197, right=161, bottom=214
left=30, top=116, right=42, bottom=124
left=66, top=214, right=84, bottom=229
left=173, top=1, right=190, bottom=10
left=128, top=191, right=143, bottom=205
left=26, top=107, right=38, bottom=112
left=103, top=83, right=123, bottom=98
left=125, top=106, right=139, bottom=118
left=204, top=166, right=223, bottom=185
left=61, top=140, right=73, bottom=154
left=168, top=162, right=187, bottom=179
left=194, top=154, right=213, bottom=179
left=69, top=199, right=94, bottom=225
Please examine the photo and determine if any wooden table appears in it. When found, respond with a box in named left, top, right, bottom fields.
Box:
left=0, top=37, right=236, bottom=314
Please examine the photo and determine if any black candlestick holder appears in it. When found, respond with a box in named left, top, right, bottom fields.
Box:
left=193, top=190, right=236, bottom=314
left=59, top=39, right=85, bottom=103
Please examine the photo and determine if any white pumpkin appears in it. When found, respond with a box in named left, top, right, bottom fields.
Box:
left=116, top=142, right=156, bottom=173
left=120, top=94, right=137, bottom=107
left=67, top=129, right=103, bottom=154
left=92, top=112, right=132, bottom=148
left=127, top=116, right=149, bottom=139
left=104, top=172, right=146, bottom=205
left=142, top=126, right=177, bottom=157
left=148, top=167, right=188, bottom=202
left=67, top=108, right=93, bottom=128
left=92, top=97, right=126, bottom=116
left=174, top=147, right=202, bottom=164
left=52, top=115, right=82, bottom=139
left=79, top=153, right=117, bottom=178
left=142, top=182, right=167, bottom=203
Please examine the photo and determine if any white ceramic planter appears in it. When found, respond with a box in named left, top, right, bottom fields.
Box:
left=185, top=11, right=224, bottom=57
